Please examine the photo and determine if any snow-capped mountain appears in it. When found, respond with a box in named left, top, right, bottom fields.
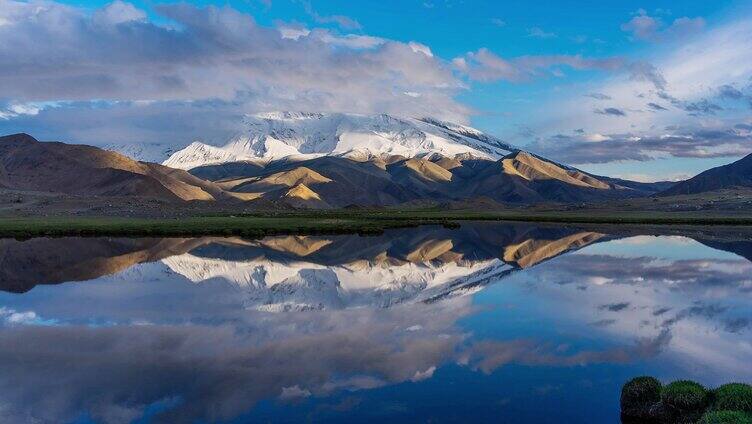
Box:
left=163, top=112, right=518, bottom=170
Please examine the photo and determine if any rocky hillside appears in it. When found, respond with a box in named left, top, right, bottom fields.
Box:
left=0, top=133, right=250, bottom=203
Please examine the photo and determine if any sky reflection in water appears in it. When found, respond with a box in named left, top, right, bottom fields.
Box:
left=0, top=223, right=750, bottom=423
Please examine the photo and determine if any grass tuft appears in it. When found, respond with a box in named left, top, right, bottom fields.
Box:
left=713, top=384, right=752, bottom=413
left=662, top=380, right=709, bottom=412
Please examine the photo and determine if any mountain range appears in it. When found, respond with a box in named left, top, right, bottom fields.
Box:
left=1, top=111, right=750, bottom=209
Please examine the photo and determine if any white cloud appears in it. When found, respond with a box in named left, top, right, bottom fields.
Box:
left=521, top=15, right=752, bottom=163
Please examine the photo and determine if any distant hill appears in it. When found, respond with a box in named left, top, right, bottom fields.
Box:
left=660, top=153, right=752, bottom=196
left=0, top=133, right=240, bottom=202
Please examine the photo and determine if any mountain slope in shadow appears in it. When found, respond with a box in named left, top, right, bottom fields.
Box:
left=660, top=153, right=752, bottom=196
left=192, top=152, right=668, bottom=207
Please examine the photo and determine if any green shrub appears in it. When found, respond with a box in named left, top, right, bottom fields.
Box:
left=621, top=376, right=662, bottom=417
left=698, top=410, right=752, bottom=424
left=661, top=380, right=709, bottom=411
left=713, top=384, right=752, bottom=413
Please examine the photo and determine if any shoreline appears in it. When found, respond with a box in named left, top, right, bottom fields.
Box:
left=2, top=210, right=752, bottom=238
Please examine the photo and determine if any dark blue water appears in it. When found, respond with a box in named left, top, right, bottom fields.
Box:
left=0, top=223, right=750, bottom=423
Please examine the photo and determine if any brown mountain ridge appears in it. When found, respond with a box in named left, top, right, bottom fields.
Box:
left=0, top=133, right=246, bottom=203
left=1, top=133, right=675, bottom=208
left=191, top=151, right=669, bottom=207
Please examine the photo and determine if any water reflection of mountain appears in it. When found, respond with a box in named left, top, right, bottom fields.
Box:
left=0, top=224, right=607, bottom=300
left=1, top=226, right=751, bottom=423
left=3, top=224, right=752, bottom=310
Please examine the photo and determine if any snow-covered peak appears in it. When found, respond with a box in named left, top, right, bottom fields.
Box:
left=162, top=141, right=253, bottom=171
left=163, top=112, right=518, bottom=170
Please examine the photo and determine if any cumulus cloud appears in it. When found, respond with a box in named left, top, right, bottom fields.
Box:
left=621, top=9, right=705, bottom=42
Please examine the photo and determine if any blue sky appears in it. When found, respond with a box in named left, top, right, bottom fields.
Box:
left=1, top=0, right=751, bottom=180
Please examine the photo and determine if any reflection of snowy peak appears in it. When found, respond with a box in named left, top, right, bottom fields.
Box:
left=163, top=112, right=518, bottom=170
left=163, top=252, right=510, bottom=311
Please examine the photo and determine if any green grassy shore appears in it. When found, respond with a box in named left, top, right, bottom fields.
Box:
left=0, top=215, right=459, bottom=238
left=2, top=209, right=752, bottom=238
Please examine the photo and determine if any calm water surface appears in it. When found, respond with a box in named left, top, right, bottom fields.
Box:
left=0, top=223, right=750, bottom=423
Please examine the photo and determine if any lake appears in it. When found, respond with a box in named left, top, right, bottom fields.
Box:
left=0, top=222, right=750, bottom=423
